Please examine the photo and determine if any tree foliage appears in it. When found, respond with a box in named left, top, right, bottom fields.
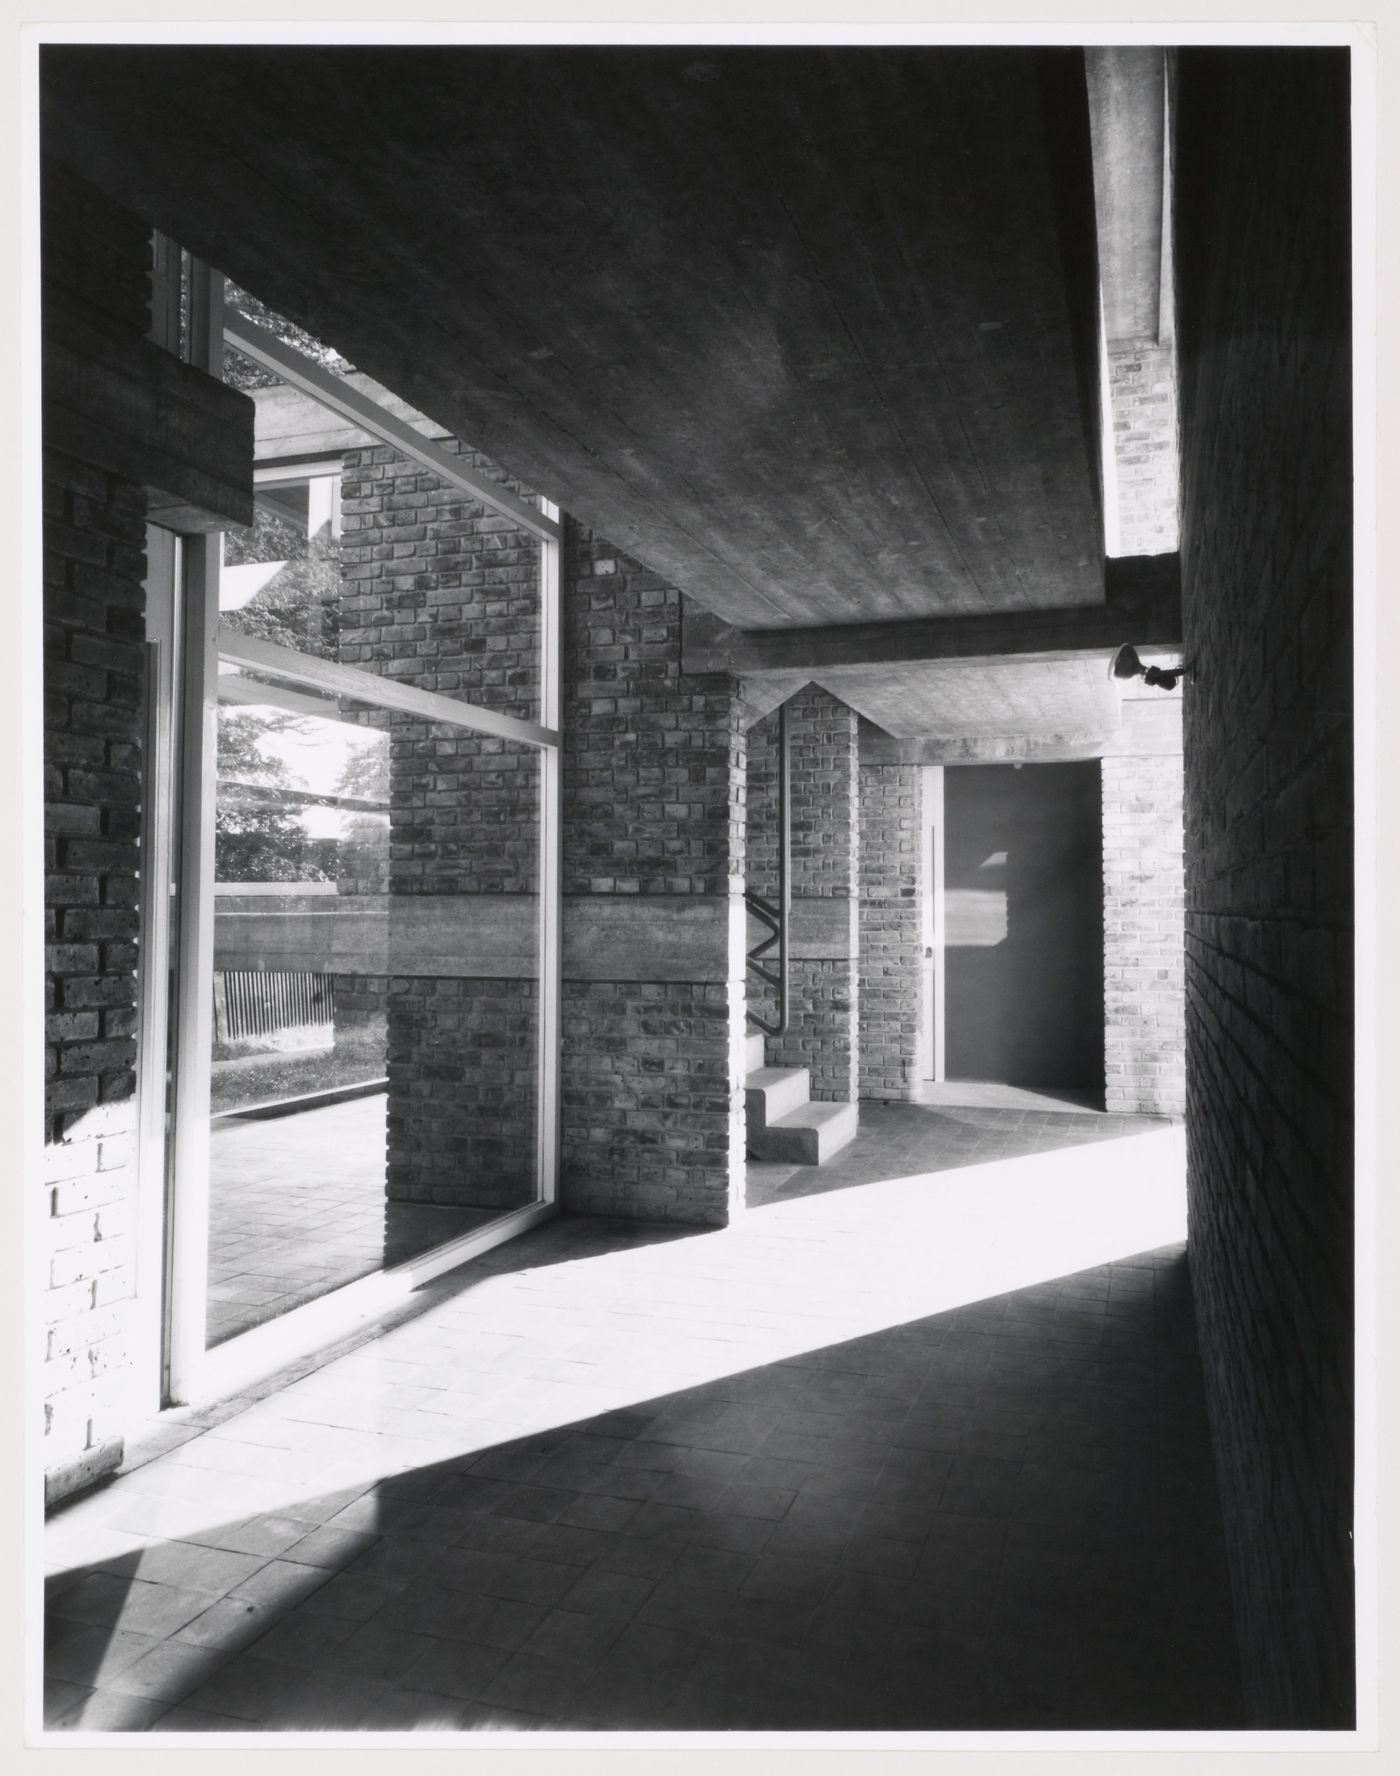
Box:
left=215, top=708, right=334, bottom=884
left=222, top=279, right=355, bottom=391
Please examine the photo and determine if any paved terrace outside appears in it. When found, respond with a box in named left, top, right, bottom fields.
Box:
left=44, top=1102, right=1243, bottom=1735
left=207, top=1092, right=492, bottom=1346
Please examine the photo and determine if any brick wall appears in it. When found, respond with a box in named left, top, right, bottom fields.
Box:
left=561, top=527, right=745, bottom=1226
left=562, top=534, right=743, bottom=899
left=561, top=980, right=740, bottom=1224
left=859, top=748, right=923, bottom=1100
left=748, top=686, right=859, bottom=1103
left=1102, top=748, right=1186, bottom=1115
left=41, top=167, right=151, bottom=1497
left=1108, top=342, right=1180, bottom=557
left=337, top=443, right=541, bottom=1210
left=1175, top=47, right=1353, bottom=1727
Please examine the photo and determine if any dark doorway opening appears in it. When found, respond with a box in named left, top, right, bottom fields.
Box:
left=943, top=762, right=1104, bottom=1096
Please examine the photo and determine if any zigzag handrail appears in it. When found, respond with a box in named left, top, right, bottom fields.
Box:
left=746, top=700, right=790, bottom=1036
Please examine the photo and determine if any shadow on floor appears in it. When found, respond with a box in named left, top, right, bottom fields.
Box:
left=747, top=1099, right=1172, bottom=1209
left=46, top=1242, right=1243, bottom=1733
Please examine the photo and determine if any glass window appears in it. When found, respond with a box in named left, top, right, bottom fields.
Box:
left=162, top=269, right=559, bottom=1391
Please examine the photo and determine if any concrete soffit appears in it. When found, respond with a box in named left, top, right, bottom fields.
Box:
left=689, top=54, right=1181, bottom=766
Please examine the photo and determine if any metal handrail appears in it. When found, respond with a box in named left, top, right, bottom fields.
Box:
left=745, top=699, right=790, bottom=1035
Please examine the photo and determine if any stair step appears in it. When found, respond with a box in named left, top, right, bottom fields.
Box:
left=745, top=1064, right=812, bottom=1135
left=749, top=1098, right=859, bottom=1166
left=743, top=1031, right=766, bottom=1074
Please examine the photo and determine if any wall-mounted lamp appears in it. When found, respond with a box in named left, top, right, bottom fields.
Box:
left=1110, top=644, right=1192, bottom=691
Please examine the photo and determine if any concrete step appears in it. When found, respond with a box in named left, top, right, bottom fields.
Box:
left=745, top=1064, right=812, bottom=1138
left=743, top=1031, right=766, bottom=1074
left=749, top=1099, right=859, bottom=1166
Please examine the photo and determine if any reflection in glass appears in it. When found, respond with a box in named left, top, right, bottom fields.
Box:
left=205, top=674, right=541, bottom=1349
left=204, top=283, right=550, bottom=1354
left=221, top=469, right=341, bottom=660
left=223, top=278, right=357, bottom=387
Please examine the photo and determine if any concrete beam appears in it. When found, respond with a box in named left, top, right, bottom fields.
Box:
left=1085, top=48, right=1167, bottom=347
left=858, top=696, right=1182, bottom=764
left=685, top=554, right=1181, bottom=676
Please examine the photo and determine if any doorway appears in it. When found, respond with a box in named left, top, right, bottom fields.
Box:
left=940, top=762, right=1104, bottom=1096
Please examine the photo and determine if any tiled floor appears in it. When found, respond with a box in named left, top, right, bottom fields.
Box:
left=915, top=1081, right=1104, bottom=1112
left=747, top=1093, right=1170, bottom=1209
left=45, top=1107, right=1243, bottom=1734
left=207, top=1094, right=494, bottom=1345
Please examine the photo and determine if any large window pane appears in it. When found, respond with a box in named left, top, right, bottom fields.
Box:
left=221, top=469, right=342, bottom=660
left=205, top=667, right=542, bottom=1349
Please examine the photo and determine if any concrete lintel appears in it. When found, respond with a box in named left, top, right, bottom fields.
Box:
left=686, top=554, right=1181, bottom=677
left=751, top=894, right=860, bottom=961
left=565, top=893, right=743, bottom=983
left=213, top=895, right=536, bottom=978
left=213, top=892, right=743, bottom=983
left=251, top=377, right=452, bottom=467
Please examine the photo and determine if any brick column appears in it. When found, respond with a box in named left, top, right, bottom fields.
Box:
left=1107, top=341, right=1180, bottom=557
left=338, top=440, right=542, bottom=1212
left=859, top=740, right=923, bottom=1100
left=1101, top=747, right=1186, bottom=1116
left=41, top=168, right=153, bottom=1501
left=560, top=528, right=746, bottom=1227
left=749, top=685, right=859, bottom=1103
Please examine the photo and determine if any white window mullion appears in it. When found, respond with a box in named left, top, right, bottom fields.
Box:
left=217, top=625, right=559, bottom=750
left=537, top=500, right=562, bottom=1206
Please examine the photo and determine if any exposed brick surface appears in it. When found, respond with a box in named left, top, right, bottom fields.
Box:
left=339, top=442, right=541, bottom=721
left=561, top=979, right=743, bottom=1225
left=337, top=445, right=542, bottom=1209
left=859, top=747, right=924, bottom=1100
left=385, top=976, right=538, bottom=1209
left=564, top=530, right=744, bottom=899
left=1175, top=47, right=1353, bottom=1727
left=748, top=686, right=859, bottom=1102
left=561, top=525, right=745, bottom=1225
left=1102, top=749, right=1185, bottom=1115
left=1108, top=341, right=1180, bottom=557
left=41, top=168, right=151, bottom=1494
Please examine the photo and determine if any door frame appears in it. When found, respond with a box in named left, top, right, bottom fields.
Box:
left=920, top=764, right=946, bottom=1083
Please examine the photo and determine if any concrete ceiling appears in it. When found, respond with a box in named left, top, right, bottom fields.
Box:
left=41, top=44, right=1107, bottom=638
left=809, top=656, right=1121, bottom=742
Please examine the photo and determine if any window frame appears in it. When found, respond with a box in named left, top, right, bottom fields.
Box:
left=160, top=272, right=564, bottom=1408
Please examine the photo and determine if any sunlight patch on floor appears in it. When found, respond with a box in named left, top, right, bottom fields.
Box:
left=48, top=1126, right=1185, bottom=1576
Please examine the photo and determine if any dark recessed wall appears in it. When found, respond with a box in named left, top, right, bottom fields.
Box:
left=943, top=762, right=1104, bottom=1092
left=1175, top=47, right=1354, bottom=1728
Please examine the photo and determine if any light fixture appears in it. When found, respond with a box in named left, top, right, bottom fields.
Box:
left=1110, top=644, right=1191, bottom=691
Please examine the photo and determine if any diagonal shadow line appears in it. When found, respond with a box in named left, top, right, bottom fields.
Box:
left=745, top=1107, right=1173, bottom=1207
left=45, top=1240, right=1245, bottom=1736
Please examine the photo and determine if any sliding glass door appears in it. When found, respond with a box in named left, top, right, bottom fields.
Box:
left=159, top=269, right=561, bottom=1404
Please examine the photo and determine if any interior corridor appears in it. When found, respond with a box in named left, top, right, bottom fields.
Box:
left=45, top=1107, right=1243, bottom=1733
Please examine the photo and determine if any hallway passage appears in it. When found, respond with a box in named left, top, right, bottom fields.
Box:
left=44, top=1110, right=1243, bottom=1733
